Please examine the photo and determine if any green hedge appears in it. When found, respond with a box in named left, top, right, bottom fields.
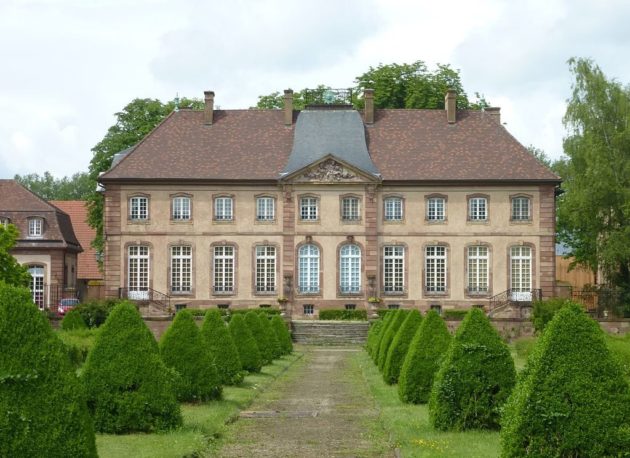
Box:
left=244, top=311, right=273, bottom=365
left=531, top=298, right=576, bottom=334
left=378, top=310, right=409, bottom=371
left=61, top=309, right=87, bottom=330
left=366, top=320, right=385, bottom=357
left=318, top=309, right=368, bottom=321
left=501, top=304, right=630, bottom=456
left=429, top=308, right=516, bottom=431
left=383, top=310, right=423, bottom=385
left=200, top=310, right=243, bottom=385
left=372, top=311, right=396, bottom=363
left=259, top=313, right=282, bottom=359
left=57, top=328, right=98, bottom=369
left=188, top=307, right=281, bottom=321
left=0, top=281, right=97, bottom=457
left=75, top=299, right=121, bottom=328
left=270, top=315, right=293, bottom=355
left=442, top=309, right=469, bottom=320
left=229, top=314, right=262, bottom=373
left=376, top=309, right=396, bottom=319
left=82, top=302, right=181, bottom=433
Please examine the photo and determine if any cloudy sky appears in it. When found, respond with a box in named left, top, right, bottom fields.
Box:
left=1, top=0, right=629, bottom=179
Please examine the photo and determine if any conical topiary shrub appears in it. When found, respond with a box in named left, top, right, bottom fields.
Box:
left=61, top=308, right=87, bottom=330
left=81, top=301, right=182, bottom=433
left=500, top=304, right=630, bottom=457
left=398, top=310, right=452, bottom=404
left=270, top=315, right=293, bottom=355
left=429, top=307, right=515, bottom=431
left=259, top=313, right=282, bottom=360
left=244, top=311, right=273, bottom=365
left=366, top=319, right=385, bottom=357
left=229, top=314, right=262, bottom=373
left=371, top=311, right=395, bottom=362
left=159, top=310, right=221, bottom=402
left=383, top=309, right=423, bottom=384
left=378, top=310, right=409, bottom=371
left=201, top=310, right=243, bottom=385
left=0, top=281, right=97, bottom=457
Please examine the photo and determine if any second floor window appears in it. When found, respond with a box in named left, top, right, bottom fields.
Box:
left=256, top=197, right=275, bottom=221
left=467, top=246, right=489, bottom=294
left=171, top=246, right=192, bottom=293
left=468, top=197, right=488, bottom=221
left=28, top=218, right=43, bottom=237
left=0, top=217, right=9, bottom=228
left=426, top=246, right=447, bottom=293
left=255, top=245, right=276, bottom=293
left=383, top=246, right=404, bottom=293
left=129, top=196, right=148, bottom=220
left=341, top=197, right=360, bottom=221
left=384, top=197, right=403, bottom=221
left=340, top=244, right=361, bottom=294
left=427, top=197, right=445, bottom=221
left=172, top=196, right=191, bottom=220
left=298, top=244, right=319, bottom=293
left=511, top=197, right=531, bottom=221
left=300, top=197, right=318, bottom=221
left=214, top=197, right=233, bottom=221
left=213, top=246, right=234, bottom=293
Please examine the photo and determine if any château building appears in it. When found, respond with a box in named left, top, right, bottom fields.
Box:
left=99, top=89, right=560, bottom=317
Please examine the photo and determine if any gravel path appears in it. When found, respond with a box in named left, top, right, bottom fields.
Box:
left=216, top=347, right=392, bottom=457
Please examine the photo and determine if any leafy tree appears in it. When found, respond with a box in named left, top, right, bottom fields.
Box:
left=429, top=308, right=516, bottom=431
left=0, top=225, right=30, bottom=287
left=0, top=281, right=97, bottom=457
left=270, top=315, right=293, bottom=355
left=159, top=310, right=221, bottom=402
left=81, top=302, right=181, bottom=433
left=200, top=310, right=243, bottom=385
left=14, top=171, right=93, bottom=200
left=383, top=309, right=423, bottom=385
left=377, top=310, right=408, bottom=371
left=558, top=57, right=630, bottom=298
left=501, top=303, right=630, bottom=456
left=398, top=310, right=452, bottom=404
left=228, top=314, right=262, bottom=373
left=526, top=145, right=554, bottom=169
left=61, top=309, right=88, bottom=331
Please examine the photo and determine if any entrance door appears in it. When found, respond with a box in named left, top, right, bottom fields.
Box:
left=28, top=265, right=45, bottom=309
left=128, top=246, right=150, bottom=300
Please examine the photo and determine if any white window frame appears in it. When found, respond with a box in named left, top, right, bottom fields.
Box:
left=255, top=245, right=276, bottom=293
left=510, top=246, right=532, bottom=300
left=467, top=246, right=489, bottom=294
left=511, top=197, right=531, bottom=221
left=213, top=246, right=235, bottom=293
left=214, top=197, right=233, bottom=221
left=172, top=196, right=191, bottom=221
left=129, top=196, right=149, bottom=220
left=298, top=244, right=320, bottom=293
left=340, top=244, right=361, bottom=294
left=0, top=217, right=9, bottom=228
left=384, top=197, right=403, bottom=221
left=300, top=197, right=318, bottom=221
left=128, top=245, right=150, bottom=300
left=28, top=265, right=45, bottom=309
left=427, top=197, right=445, bottom=221
left=383, top=246, right=404, bottom=293
left=468, top=197, right=488, bottom=221
left=28, top=218, right=43, bottom=238
left=170, top=245, right=192, bottom=294
left=341, top=197, right=360, bottom=221
left=425, top=245, right=447, bottom=294
left=256, top=197, right=275, bottom=221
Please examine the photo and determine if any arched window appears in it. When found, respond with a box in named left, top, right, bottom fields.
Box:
left=298, top=244, right=319, bottom=293
left=340, top=244, right=361, bottom=293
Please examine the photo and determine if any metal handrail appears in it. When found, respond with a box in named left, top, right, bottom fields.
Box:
left=119, top=287, right=171, bottom=313
left=488, top=288, right=542, bottom=312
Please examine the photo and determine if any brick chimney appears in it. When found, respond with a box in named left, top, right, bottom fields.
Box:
left=445, top=89, right=457, bottom=124
left=364, top=88, right=374, bottom=124
left=485, top=107, right=501, bottom=124
left=284, top=89, right=293, bottom=126
left=204, top=90, right=214, bottom=125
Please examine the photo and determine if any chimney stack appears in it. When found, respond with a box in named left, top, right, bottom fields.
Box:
left=284, top=89, right=294, bottom=126
left=445, top=89, right=457, bottom=124
left=485, top=107, right=501, bottom=125
left=364, top=88, right=374, bottom=124
left=204, top=90, right=214, bottom=125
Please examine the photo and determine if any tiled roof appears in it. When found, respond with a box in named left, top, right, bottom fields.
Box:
left=50, top=200, right=102, bottom=280
left=101, top=108, right=560, bottom=183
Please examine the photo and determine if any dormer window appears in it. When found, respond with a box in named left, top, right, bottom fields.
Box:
left=28, top=217, right=43, bottom=238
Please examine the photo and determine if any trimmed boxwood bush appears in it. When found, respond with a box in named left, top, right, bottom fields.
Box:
left=61, top=308, right=88, bottom=330
left=229, top=314, right=262, bottom=373
left=500, top=303, right=630, bottom=457
left=270, top=315, right=293, bottom=355
left=383, top=309, right=423, bottom=384
left=378, top=310, right=409, bottom=371
left=318, top=309, right=368, bottom=321
left=58, top=328, right=98, bottom=369
left=159, top=310, right=221, bottom=402
left=81, top=301, right=182, bottom=433
left=75, top=298, right=120, bottom=328
left=376, top=309, right=395, bottom=319
left=398, top=310, right=452, bottom=404
left=372, top=310, right=396, bottom=363
left=442, top=309, right=469, bottom=320
left=429, top=307, right=516, bottom=431
left=200, top=310, right=243, bottom=385
left=366, top=319, right=385, bottom=357
left=245, top=311, right=273, bottom=365
left=259, top=314, right=282, bottom=359
left=531, top=298, right=574, bottom=334
left=0, top=281, right=97, bottom=457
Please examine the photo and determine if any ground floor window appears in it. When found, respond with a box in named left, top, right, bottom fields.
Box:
left=214, top=246, right=235, bottom=293
left=425, top=245, right=447, bottom=293
left=28, top=265, right=45, bottom=309
left=128, top=246, right=150, bottom=300
left=171, top=246, right=192, bottom=293
left=303, top=304, right=314, bottom=315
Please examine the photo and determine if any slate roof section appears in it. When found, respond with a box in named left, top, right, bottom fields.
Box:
left=282, top=110, right=379, bottom=176
left=101, top=108, right=560, bottom=183
left=50, top=200, right=102, bottom=280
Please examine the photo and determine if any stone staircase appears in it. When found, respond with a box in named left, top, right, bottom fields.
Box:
left=291, top=320, right=369, bottom=345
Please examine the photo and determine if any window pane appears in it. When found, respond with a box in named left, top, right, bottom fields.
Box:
left=300, top=197, right=318, bottom=220
left=298, top=244, right=319, bottom=293
left=426, top=246, right=447, bottom=293
left=340, top=244, right=361, bottom=293
left=256, top=245, right=276, bottom=292
left=469, top=197, right=487, bottom=220
left=427, top=198, right=445, bottom=221
left=215, top=197, right=233, bottom=220
left=512, top=197, right=530, bottom=220
left=383, top=246, right=404, bottom=293
left=128, top=246, right=150, bottom=299
left=510, top=246, right=531, bottom=292
left=385, top=198, right=402, bottom=221
left=171, top=246, right=192, bottom=293
left=257, top=197, right=275, bottom=221
left=130, top=197, right=148, bottom=220
left=467, top=246, right=489, bottom=293
left=342, top=197, right=360, bottom=220
left=173, top=197, right=191, bottom=220
left=214, top=246, right=234, bottom=292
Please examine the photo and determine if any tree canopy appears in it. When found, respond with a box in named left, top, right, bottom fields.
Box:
left=558, top=57, right=630, bottom=297
left=0, top=225, right=30, bottom=287
left=14, top=171, right=93, bottom=201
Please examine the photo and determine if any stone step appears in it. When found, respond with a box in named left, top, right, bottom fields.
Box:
left=291, top=320, right=369, bottom=345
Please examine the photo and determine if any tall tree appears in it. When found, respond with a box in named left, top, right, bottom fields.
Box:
left=0, top=225, right=30, bottom=287
left=14, top=171, right=93, bottom=200
left=559, top=58, right=630, bottom=297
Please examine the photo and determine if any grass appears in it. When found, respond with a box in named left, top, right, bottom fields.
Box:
left=96, top=352, right=302, bottom=458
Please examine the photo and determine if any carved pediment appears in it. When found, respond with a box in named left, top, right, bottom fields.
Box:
left=293, top=159, right=367, bottom=183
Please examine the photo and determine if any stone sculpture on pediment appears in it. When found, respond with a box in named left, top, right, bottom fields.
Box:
left=299, top=159, right=359, bottom=182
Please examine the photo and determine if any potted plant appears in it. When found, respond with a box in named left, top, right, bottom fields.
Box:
left=367, top=296, right=381, bottom=304
left=277, top=297, right=289, bottom=304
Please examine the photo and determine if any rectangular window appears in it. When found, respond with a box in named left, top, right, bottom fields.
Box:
left=345, top=303, right=356, bottom=310
left=0, top=217, right=9, bottom=228
left=256, top=197, right=275, bottom=221
left=129, top=196, right=148, bottom=220
left=340, top=245, right=361, bottom=294
left=298, top=245, right=320, bottom=293
left=387, top=303, right=400, bottom=310
left=384, top=197, right=403, bottom=221
left=255, top=245, right=276, bottom=293
left=128, top=246, right=150, bottom=300
left=512, top=197, right=530, bottom=221
left=303, top=304, right=314, bottom=315
left=28, top=218, right=43, bottom=237
left=341, top=197, right=360, bottom=221
left=171, top=246, right=192, bottom=293
left=300, top=197, right=318, bottom=221
left=28, top=265, right=45, bottom=309
left=468, top=197, right=487, bottom=221
left=467, top=246, right=489, bottom=294
left=383, top=246, right=404, bottom=293
left=427, top=197, right=445, bottom=221
left=214, top=197, right=233, bottom=221
left=426, top=246, right=447, bottom=293
left=172, top=197, right=191, bottom=220
left=511, top=246, right=532, bottom=292
left=214, top=246, right=234, bottom=293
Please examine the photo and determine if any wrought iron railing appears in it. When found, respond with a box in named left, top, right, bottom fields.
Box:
left=488, top=289, right=542, bottom=313
left=571, top=289, right=627, bottom=318
left=35, top=285, right=80, bottom=311
left=303, top=88, right=353, bottom=107
left=119, top=287, right=171, bottom=313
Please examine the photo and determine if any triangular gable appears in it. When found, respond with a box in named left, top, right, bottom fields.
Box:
left=280, top=155, right=381, bottom=184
